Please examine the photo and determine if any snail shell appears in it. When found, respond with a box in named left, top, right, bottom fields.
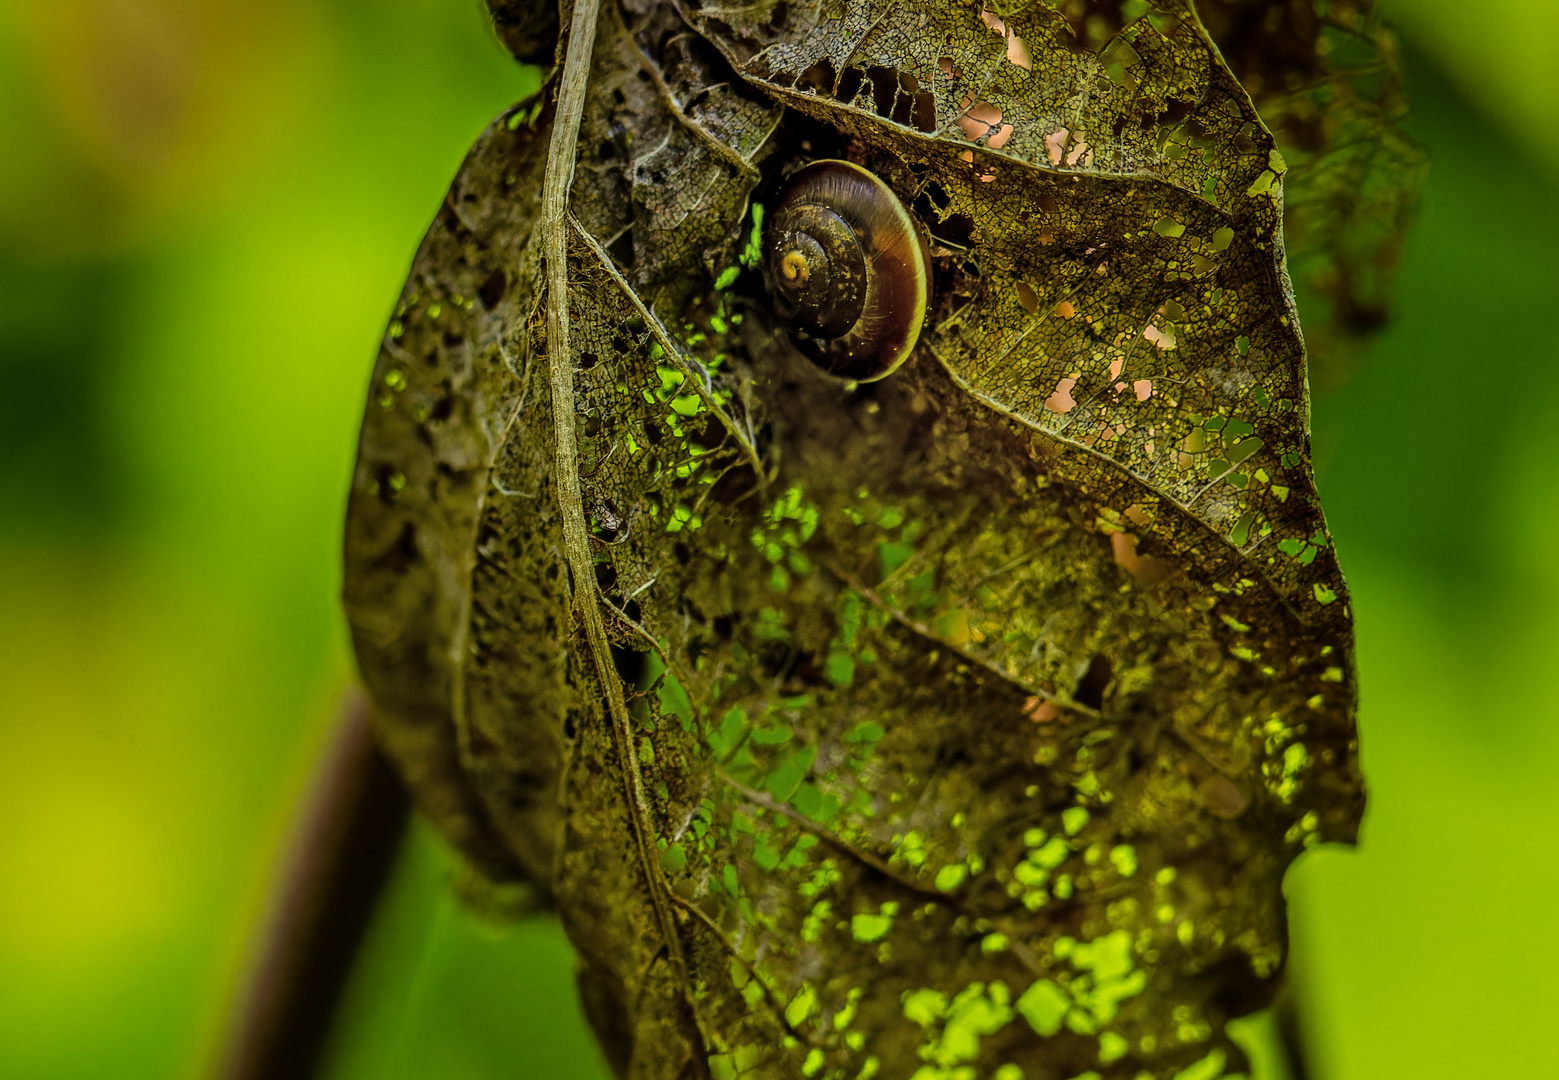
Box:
left=762, top=160, right=931, bottom=382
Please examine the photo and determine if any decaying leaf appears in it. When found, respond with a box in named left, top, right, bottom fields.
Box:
left=343, top=1, right=1411, bottom=1076
left=1196, top=0, right=1426, bottom=392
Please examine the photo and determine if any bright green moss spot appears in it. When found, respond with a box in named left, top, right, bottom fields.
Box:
left=994, top=1067, right=1024, bottom=1080
left=751, top=723, right=794, bottom=746
left=878, top=541, right=914, bottom=576
left=1110, top=845, right=1138, bottom=877
left=935, top=982, right=1014, bottom=1065
left=786, top=983, right=817, bottom=1026
left=1229, top=437, right=1263, bottom=463
left=982, top=933, right=1010, bottom=954
left=1072, top=929, right=1134, bottom=980
left=753, top=837, right=781, bottom=872
left=1065, top=1009, right=1098, bottom=1036
left=792, top=782, right=841, bottom=823
left=798, top=860, right=842, bottom=899
left=1284, top=742, right=1309, bottom=774
left=660, top=842, right=687, bottom=872
left=1014, top=862, right=1048, bottom=887
left=708, top=706, right=748, bottom=758
left=801, top=899, right=831, bottom=942
left=895, top=831, right=928, bottom=868
left=1228, top=511, right=1255, bottom=546
left=1032, top=838, right=1069, bottom=870
left=1017, top=979, right=1070, bottom=1037
left=765, top=744, right=815, bottom=801
left=802, top=1047, right=825, bottom=1076
left=782, top=834, right=819, bottom=869
left=902, top=988, right=948, bottom=1026
left=852, top=908, right=894, bottom=943
left=825, top=649, right=856, bottom=687
left=658, top=672, right=693, bottom=730
left=1081, top=970, right=1147, bottom=1024
left=1153, top=216, right=1187, bottom=238
left=715, top=265, right=740, bottom=290
left=845, top=720, right=885, bottom=744
left=1063, top=807, right=1090, bottom=835
left=935, top=863, right=968, bottom=891
left=1172, top=1049, right=1227, bottom=1080
left=833, top=987, right=863, bottom=1030
left=1098, top=1031, right=1129, bottom=1063
left=1023, top=828, right=1047, bottom=847
left=739, top=204, right=765, bottom=268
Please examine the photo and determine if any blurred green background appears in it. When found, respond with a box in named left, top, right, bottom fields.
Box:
left=0, top=1, right=1555, bottom=1077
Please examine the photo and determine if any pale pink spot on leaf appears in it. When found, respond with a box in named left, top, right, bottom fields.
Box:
left=968, top=101, right=1002, bottom=125
left=1054, top=299, right=1074, bottom=317
left=1143, top=324, right=1176, bottom=350
left=1044, top=377, right=1078, bottom=413
left=1045, top=128, right=1069, bottom=166
left=988, top=123, right=1015, bottom=148
left=1133, top=379, right=1153, bottom=400
left=1065, top=138, right=1090, bottom=167
left=958, top=114, right=988, bottom=140
left=1025, top=696, right=1059, bottom=723
left=1111, top=531, right=1173, bottom=585
left=1007, top=34, right=1033, bottom=70
left=938, top=57, right=956, bottom=80
left=982, top=9, right=1006, bottom=34
left=980, top=173, right=996, bottom=182
left=959, top=150, right=974, bottom=163
left=1108, top=357, right=1124, bottom=379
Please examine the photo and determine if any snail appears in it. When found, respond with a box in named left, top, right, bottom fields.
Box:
left=762, top=160, right=931, bottom=382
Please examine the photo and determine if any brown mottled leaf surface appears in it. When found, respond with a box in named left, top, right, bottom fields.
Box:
left=343, top=1, right=1412, bottom=1077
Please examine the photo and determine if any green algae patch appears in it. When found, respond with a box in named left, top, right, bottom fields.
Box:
left=1017, top=980, right=1070, bottom=1038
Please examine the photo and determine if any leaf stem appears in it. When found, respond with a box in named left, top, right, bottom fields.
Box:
left=540, top=0, right=693, bottom=1014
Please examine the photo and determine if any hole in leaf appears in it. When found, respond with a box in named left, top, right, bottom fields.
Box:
left=1075, top=654, right=1112, bottom=709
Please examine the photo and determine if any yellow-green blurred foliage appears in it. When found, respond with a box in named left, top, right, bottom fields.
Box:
left=0, top=1, right=1554, bottom=1077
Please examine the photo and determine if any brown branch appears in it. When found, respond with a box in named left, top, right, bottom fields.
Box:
left=210, top=688, right=411, bottom=1080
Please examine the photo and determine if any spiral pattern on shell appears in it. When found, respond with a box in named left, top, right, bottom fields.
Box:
left=762, top=160, right=931, bottom=382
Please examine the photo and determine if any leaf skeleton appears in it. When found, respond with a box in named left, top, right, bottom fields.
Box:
left=219, top=1, right=1422, bottom=1078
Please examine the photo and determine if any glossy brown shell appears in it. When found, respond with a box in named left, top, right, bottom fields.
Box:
left=762, top=160, right=931, bottom=382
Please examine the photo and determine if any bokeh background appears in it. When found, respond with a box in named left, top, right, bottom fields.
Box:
left=1, top=1, right=1555, bottom=1077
